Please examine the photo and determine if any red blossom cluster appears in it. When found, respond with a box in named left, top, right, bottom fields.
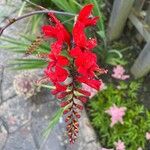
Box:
left=42, top=4, right=106, bottom=143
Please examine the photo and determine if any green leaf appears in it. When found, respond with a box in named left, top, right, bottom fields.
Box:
left=0, top=37, right=28, bottom=46
left=10, top=59, right=47, bottom=70
left=51, top=0, right=78, bottom=13
left=30, top=15, right=43, bottom=34
left=18, top=1, right=27, bottom=17
left=97, top=31, right=105, bottom=39
left=10, top=63, right=47, bottom=70
left=42, top=108, right=64, bottom=138
left=89, top=0, right=106, bottom=38
left=108, top=49, right=123, bottom=58
left=39, top=84, right=55, bottom=90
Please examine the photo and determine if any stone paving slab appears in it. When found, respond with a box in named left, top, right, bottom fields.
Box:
left=4, top=123, right=36, bottom=150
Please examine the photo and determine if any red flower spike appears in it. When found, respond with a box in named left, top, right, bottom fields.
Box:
left=42, top=4, right=106, bottom=144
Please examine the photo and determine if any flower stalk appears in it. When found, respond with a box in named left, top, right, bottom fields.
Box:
left=0, top=10, right=75, bottom=36
left=41, top=4, right=107, bottom=143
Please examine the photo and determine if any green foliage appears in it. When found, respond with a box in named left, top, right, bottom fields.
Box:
left=10, top=59, right=47, bottom=70
left=105, top=49, right=128, bottom=66
left=0, top=35, right=49, bottom=70
left=88, top=80, right=150, bottom=149
left=24, top=0, right=53, bottom=7
left=43, top=108, right=64, bottom=138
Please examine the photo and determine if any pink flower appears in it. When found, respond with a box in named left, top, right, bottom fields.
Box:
left=105, top=104, right=127, bottom=127
left=82, top=80, right=106, bottom=98
left=112, top=65, right=129, bottom=80
left=114, top=140, right=125, bottom=150
left=146, top=132, right=150, bottom=140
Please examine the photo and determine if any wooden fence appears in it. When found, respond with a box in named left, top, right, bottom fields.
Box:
left=108, top=0, right=150, bottom=79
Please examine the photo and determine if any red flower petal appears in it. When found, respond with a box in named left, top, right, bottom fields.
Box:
left=78, top=4, right=94, bottom=23
left=57, top=55, right=70, bottom=67
left=42, top=25, right=56, bottom=37
left=69, top=47, right=82, bottom=58
left=74, top=51, right=97, bottom=77
left=73, top=21, right=87, bottom=48
left=45, top=66, right=68, bottom=82
left=86, top=38, right=97, bottom=49
left=51, top=83, right=67, bottom=95
left=73, top=4, right=99, bottom=50
left=55, top=66, right=69, bottom=82
left=51, top=41, right=62, bottom=55
left=48, top=53, right=69, bottom=67
left=77, top=4, right=99, bottom=27
left=48, top=13, right=71, bottom=45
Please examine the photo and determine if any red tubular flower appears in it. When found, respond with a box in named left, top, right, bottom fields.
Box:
left=42, top=13, right=71, bottom=55
left=70, top=47, right=82, bottom=58
left=48, top=53, right=69, bottom=68
left=45, top=66, right=69, bottom=83
left=51, top=83, right=67, bottom=95
left=41, top=4, right=106, bottom=144
left=73, top=4, right=99, bottom=50
left=42, top=13, right=70, bottom=45
left=76, top=76, right=101, bottom=90
left=75, top=51, right=97, bottom=77
left=73, top=21, right=97, bottom=50
left=77, top=4, right=99, bottom=27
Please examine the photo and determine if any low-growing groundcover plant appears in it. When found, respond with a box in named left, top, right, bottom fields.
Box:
left=88, top=77, right=150, bottom=149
